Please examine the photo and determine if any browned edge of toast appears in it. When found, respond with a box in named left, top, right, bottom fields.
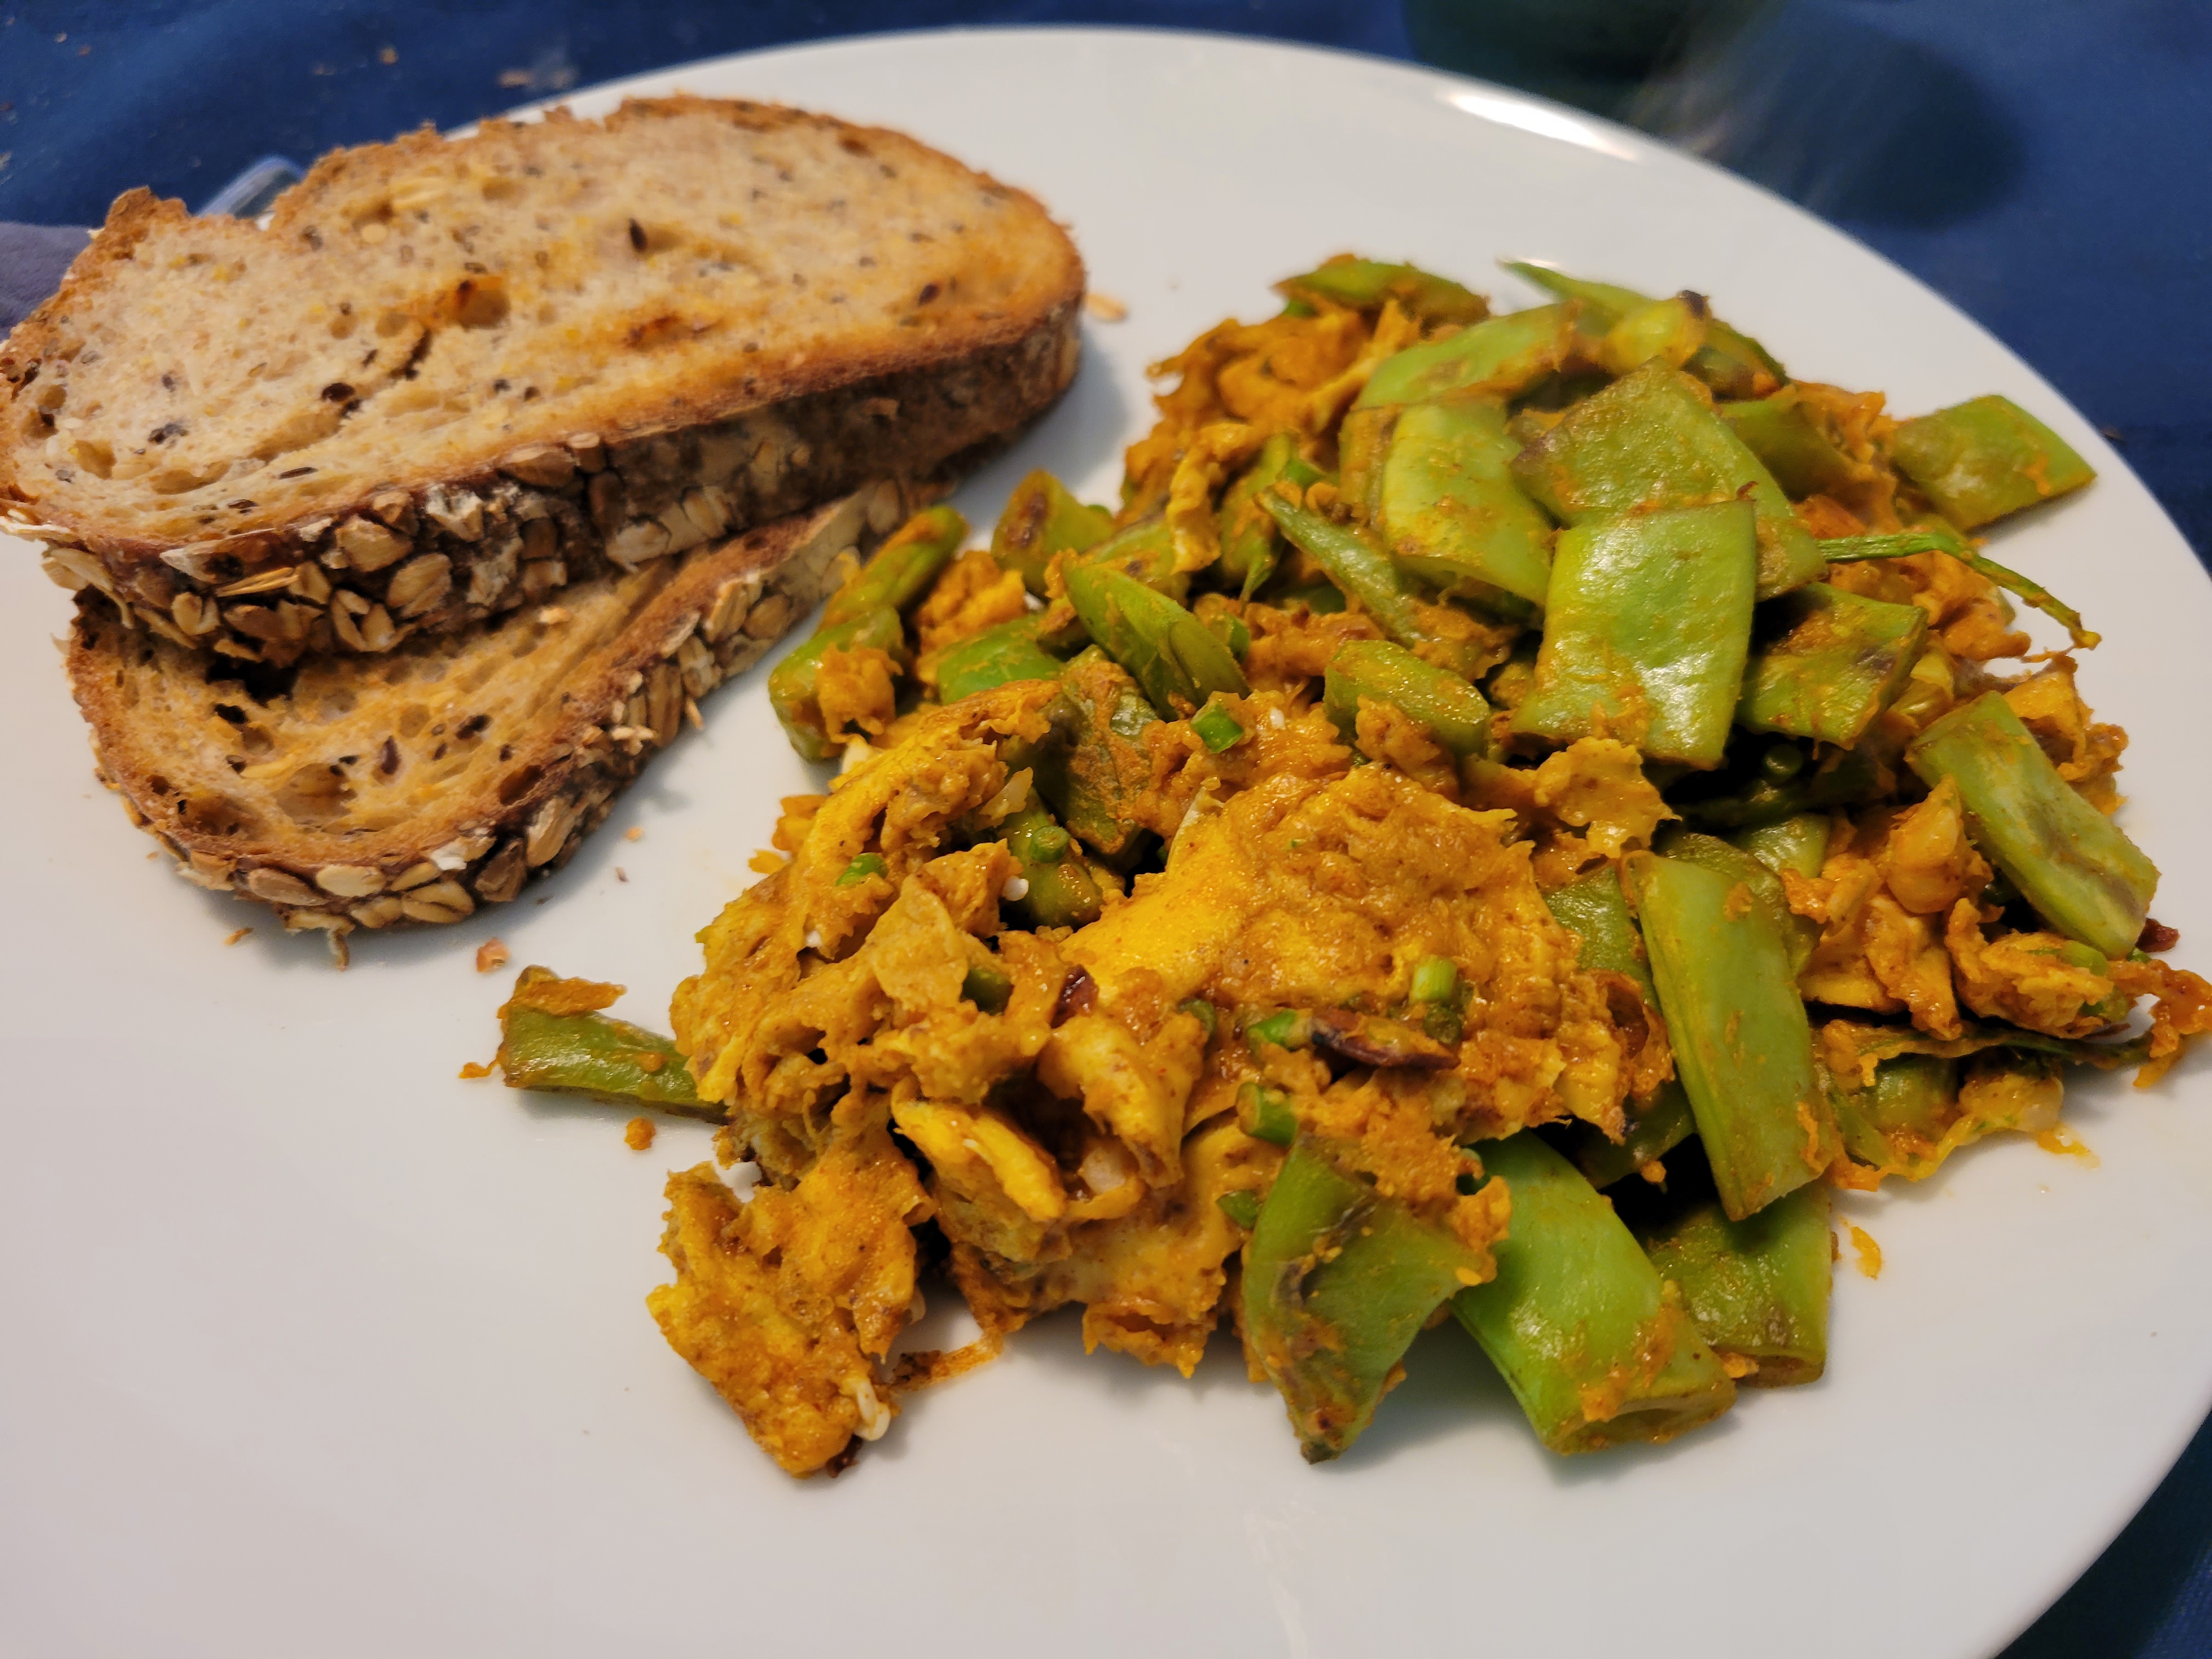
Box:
left=66, top=481, right=913, bottom=951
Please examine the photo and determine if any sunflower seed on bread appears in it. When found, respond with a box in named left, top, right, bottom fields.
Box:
left=7, top=96, right=1083, bottom=665
left=65, top=483, right=908, bottom=943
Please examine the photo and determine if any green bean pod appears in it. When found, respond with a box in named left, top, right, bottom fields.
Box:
left=1378, top=394, right=1553, bottom=612
left=1543, top=868, right=1696, bottom=1188
left=1736, top=583, right=1929, bottom=747
left=1032, top=647, right=1159, bottom=860
left=1452, top=1132, right=1736, bottom=1452
left=1819, top=528, right=2100, bottom=649
left=1322, top=638, right=1492, bottom=761
left=1062, top=561, right=1249, bottom=719
left=930, top=616, right=1068, bottom=703
left=1216, top=431, right=1300, bottom=597
left=991, top=471, right=1115, bottom=596
left=1730, top=812, right=1831, bottom=972
left=1259, top=493, right=1489, bottom=678
left=1510, top=499, right=1758, bottom=768
left=821, top=504, right=965, bottom=627
left=1501, top=262, right=1786, bottom=398
left=1906, top=692, right=2157, bottom=960
left=1278, top=256, right=1491, bottom=325
left=1336, top=406, right=1396, bottom=527
left=1625, top=850, right=1832, bottom=1220
left=1890, top=394, right=2095, bottom=529
left=1635, top=1181, right=1832, bottom=1387
left=495, top=996, right=716, bottom=1119
left=1356, top=303, right=1579, bottom=410
left=1002, top=805, right=1103, bottom=929
left=766, top=605, right=909, bottom=762
left=1721, top=393, right=1858, bottom=500
left=1511, top=359, right=1822, bottom=599
left=1242, top=1142, right=1493, bottom=1462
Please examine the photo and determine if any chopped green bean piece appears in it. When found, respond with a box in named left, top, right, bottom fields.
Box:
left=1378, top=394, right=1553, bottom=612
left=1511, top=499, right=1758, bottom=768
left=991, top=471, right=1114, bottom=596
left=930, top=615, right=1068, bottom=703
left=494, top=973, right=715, bottom=1119
left=1906, top=692, right=2157, bottom=959
left=1337, top=406, right=1395, bottom=527
left=766, top=605, right=909, bottom=763
left=1720, top=393, right=1858, bottom=500
left=1636, top=1180, right=1832, bottom=1387
left=1245, top=1142, right=1494, bottom=1460
left=1596, top=294, right=1707, bottom=378
left=1891, top=394, right=2095, bottom=529
left=1729, top=813, right=1830, bottom=974
left=1279, top=256, right=1490, bottom=326
left=1626, top=851, right=1832, bottom=1220
left=1656, top=830, right=1808, bottom=977
left=1245, top=1009, right=1312, bottom=1052
left=1356, top=304, right=1579, bottom=410
left=1736, top=583, right=1928, bottom=747
left=1179, top=997, right=1220, bottom=1041
left=1501, top=262, right=1786, bottom=399
left=1453, top=1133, right=1736, bottom=1452
left=1192, top=696, right=1247, bottom=753
left=1063, top=561, right=1249, bottom=719
left=1410, top=955, right=1459, bottom=1006
left=1323, top=637, right=1493, bottom=763
left=834, top=853, right=888, bottom=887
left=1032, top=648, right=1155, bottom=860
left=962, top=960, right=1014, bottom=1014
left=1511, top=360, right=1822, bottom=600
left=1240, top=1081, right=1298, bottom=1146
left=1216, top=1190, right=1263, bottom=1229
left=1260, top=494, right=1491, bottom=678
left=1003, top=805, right=1103, bottom=929
left=822, top=504, right=964, bottom=627
left=1217, top=432, right=1300, bottom=597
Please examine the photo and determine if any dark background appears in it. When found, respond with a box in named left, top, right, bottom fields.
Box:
left=3, top=2, right=2208, bottom=1651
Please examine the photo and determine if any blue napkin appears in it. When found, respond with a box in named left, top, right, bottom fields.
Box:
left=0, top=223, right=89, bottom=334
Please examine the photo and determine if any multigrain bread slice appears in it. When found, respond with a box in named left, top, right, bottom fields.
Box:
left=66, top=481, right=906, bottom=952
left=8, top=96, right=1082, bottom=666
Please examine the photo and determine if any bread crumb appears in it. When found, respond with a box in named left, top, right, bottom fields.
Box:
left=379, top=45, right=397, bottom=64
left=536, top=605, right=571, bottom=626
left=223, top=926, right=253, bottom=945
left=1847, top=1223, right=1882, bottom=1279
left=459, top=1060, right=496, bottom=1080
left=616, top=867, right=629, bottom=883
left=1085, top=291, right=1128, bottom=323
left=624, top=1116, right=657, bottom=1150
left=625, top=826, right=644, bottom=842
left=476, top=939, right=511, bottom=973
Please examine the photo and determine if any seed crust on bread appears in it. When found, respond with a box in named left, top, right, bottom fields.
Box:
left=8, top=97, right=1082, bottom=664
left=67, top=482, right=909, bottom=949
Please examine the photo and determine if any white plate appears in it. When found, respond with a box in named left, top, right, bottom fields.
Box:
left=4, top=29, right=2208, bottom=1659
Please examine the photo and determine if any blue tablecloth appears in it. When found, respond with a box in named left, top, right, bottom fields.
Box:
left=3, top=4, right=2207, bottom=1652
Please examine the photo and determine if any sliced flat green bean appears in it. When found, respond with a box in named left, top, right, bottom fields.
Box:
left=1656, top=829, right=1809, bottom=977
left=1891, top=394, right=2095, bottom=529
left=1378, top=394, right=1553, bottom=612
left=1337, top=406, right=1395, bottom=527
left=930, top=616, right=1068, bottom=703
left=1032, top=647, right=1157, bottom=860
left=1907, top=692, right=2156, bottom=958
left=1512, top=360, right=1822, bottom=599
left=1260, top=493, right=1489, bottom=678
left=495, top=976, right=716, bottom=1119
left=1721, top=394, right=1858, bottom=500
left=1511, top=499, right=1758, bottom=768
left=1544, top=869, right=1695, bottom=1188
left=1636, top=1181, right=1831, bottom=1387
left=1736, top=583, right=1928, bottom=747
left=766, top=606, right=909, bottom=762
left=1502, top=263, right=1786, bottom=398
left=1453, top=1132, right=1735, bottom=1452
left=1596, top=294, right=1707, bottom=378
left=1217, top=432, right=1299, bottom=598
left=1323, top=637, right=1492, bottom=761
left=1003, top=804, right=1102, bottom=928
left=1356, top=304, right=1579, bottom=410
left=1244, top=1141, right=1492, bottom=1462
left=991, top=471, right=1114, bottom=596
left=1626, top=851, right=1831, bottom=1219
left=821, top=504, right=964, bottom=627
left=1279, top=256, right=1489, bottom=325
left=1729, top=813, right=1830, bottom=974
left=1063, top=562, right=1249, bottom=719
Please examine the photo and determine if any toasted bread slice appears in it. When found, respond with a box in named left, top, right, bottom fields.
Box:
left=9, top=97, right=1081, bottom=665
left=67, top=482, right=905, bottom=949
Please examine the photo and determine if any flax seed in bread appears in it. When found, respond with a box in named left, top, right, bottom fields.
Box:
left=8, top=97, right=1082, bottom=666
left=66, top=482, right=907, bottom=952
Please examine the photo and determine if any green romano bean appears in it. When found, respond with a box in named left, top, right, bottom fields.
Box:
left=1452, top=1133, right=1736, bottom=1452
left=1322, top=638, right=1493, bottom=762
left=1594, top=294, right=1707, bottom=379
left=1002, top=805, right=1103, bottom=929
left=1720, top=393, right=1858, bottom=499
left=1356, top=304, right=1579, bottom=410
left=1035, top=516, right=1192, bottom=654
left=1191, top=695, right=1247, bottom=753
left=1243, top=1142, right=1492, bottom=1462
left=1906, top=692, right=2158, bottom=960
left=930, top=616, right=1068, bottom=703
left=1279, top=256, right=1490, bottom=326
left=1636, top=1181, right=1832, bottom=1387
left=1830, top=1052, right=1957, bottom=1173
left=991, top=470, right=1114, bottom=596
left=1819, top=528, right=2099, bottom=648
left=1657, top=829, right=1809, bottom=977
left=1511, top=359, right=1823, bottom=600
left=821, top=504, right=964, bottom=625
left=1063, top=561, right=1248, bottom=719
left=495, top=980, right=716, bottom=1119
left=1502, top=262, right=1787, bottom=400
left=1260, top=493, right=1489, bottom=678
left=766, top=605, right=909, bottom=763
left=1238, top=1081, right=1297, bottom=1146
left=1378, top=394, right=1553, bottom=612
left=1032, top=647, right=1156, bottom=860
left=1510, top=499, right=1758, bottom=768
left=1216, top=432, right=1300, bottom=597
left=1890, top=394, right=2095, bottom=529
left=1730, top=812, right=1830, bottom=974
left=1736, top=583, right=1929, bottom=747
left=1337, top=406, right=1395, bottom=526
left=1626, top=850, right=1832, bottom=1220
left=1544, top=868, right=1695, bottom=1188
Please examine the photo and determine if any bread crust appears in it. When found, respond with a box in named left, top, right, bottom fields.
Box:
left=67, top=483, right=907, bottom=949
left=8, top=97, right=1082, bottom=665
